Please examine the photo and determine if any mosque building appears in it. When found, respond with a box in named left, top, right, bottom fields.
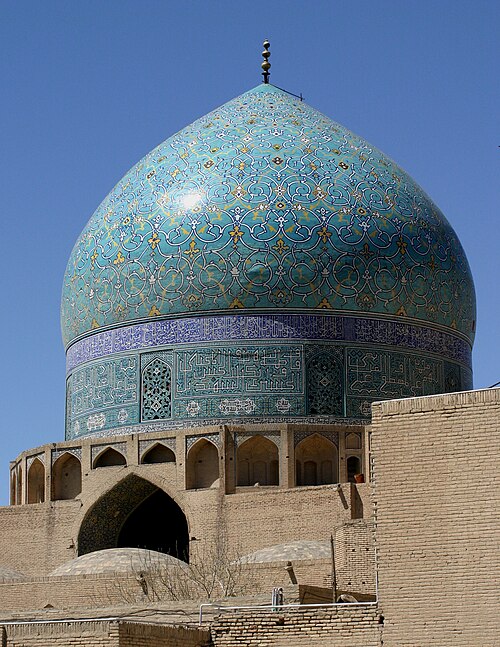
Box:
left=0, top=44, right=496, bottom=647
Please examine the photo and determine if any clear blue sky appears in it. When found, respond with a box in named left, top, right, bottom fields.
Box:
left=0, top=0, right=498, bottom=504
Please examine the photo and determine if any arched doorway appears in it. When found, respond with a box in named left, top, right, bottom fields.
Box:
left=77, top=474, right=189, bottom=561
left=295, top=434, right=338, bottom=486
left=52, top=453, right=82, bottom=500
left=186, top=439, right=219, bottom=490
left=237, top=436, right=279, bottom=486
left=27, top=459, right=45, bottom=504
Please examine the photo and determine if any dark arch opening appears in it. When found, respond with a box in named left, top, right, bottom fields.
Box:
left=78, top=474, right=189, bottom=562
left=118, top=489, right=188, bottom=559
left=141, top=443, right=176, bottom=464
left=93, top=447, right=126, bottom=468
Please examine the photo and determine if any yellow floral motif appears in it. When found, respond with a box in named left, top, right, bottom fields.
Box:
left=113, top=251, right=125, bottom=265
left=90, top=250, right=98, bottom=269
left=184, top=239, right=200, bottom=260
left=317, top=298, right=332, bottom=309
left=203, top=160, right=214, bottom=169
left=146, top=169, right=156, bottom=179
left=313, top=186, right=326, bottom=199
left=91, top=318, right=99, bottom=329
left=149, top=305, right=161, bottom=317
left=360, top=243, right=373, bottom=259
left=273, top=238, right=289, bottom=255
left=396, top=305, right=408, bottom=317
left=231, top=185, right=246, bottom=198
left=229, top=297, right=244, bottom=309
left=317, top=226, right=332, bottom=243
left=397, top=237, right=407, bottom=255
left=148, top=232, right=160, bottom=250
left=229, top=224, right=244, bottom=244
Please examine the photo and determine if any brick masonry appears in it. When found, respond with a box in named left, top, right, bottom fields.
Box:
left=371, top=388, right=500, bottom=646
left=211, top=606, right=381, bottom=646
left=0, top=621, right=211, bottom=647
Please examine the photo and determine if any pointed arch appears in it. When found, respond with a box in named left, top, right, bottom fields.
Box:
left=141, top=358, right=172, bottom=420
left=52, top=453, right=82, bottom=500
left=237, top=435, right=279, bottom=486
left=295, top=434, right=338, bottom=486
left=141, top=443, right=176, bottom=464
left=346, top=432, right=361, bottom=450
left=186, top=439, right=219, bottom=490
left=93, top=447, right=127, bottom=468
left=27, top=459, right=45, bottom=504
left=16, top=467, right=22, bottom=505
left=10, top=472, right=16, bottom=505
left=347, top=455, right=362, bottom=482
left=77, top=474, right=189, bottom=561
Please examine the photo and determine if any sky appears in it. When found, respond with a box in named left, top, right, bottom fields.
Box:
left=0, top=0, right=498, bottom=505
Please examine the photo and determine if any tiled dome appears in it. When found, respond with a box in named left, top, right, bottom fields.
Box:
left=62, top=84, right=475, bottom=348
left=62, top=83, right=475, bottom=438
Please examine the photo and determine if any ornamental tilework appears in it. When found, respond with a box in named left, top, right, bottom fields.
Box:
left=234, top=431, right=281, bottom=448
left=138, top=437, right=176, bottom=459
left=346, top=349, right=442, bottom=399
left=67, top=356, right=140, bottom=439
left=175, top=346, right=303, bottom=397
left=62, top=84, right=475, bottom=348
left=27, top=453, right=44, bottom=469
left=186, top=433, right=221, bottom=451
left=51, top=448, right=82, bottom=465
left=293, top=430, right=339, bottom=447
left=66, top=314, right=471, bottom=373
left=91, top=442, right=127, bottom=464
left=71, top=356, right=138, bottom=416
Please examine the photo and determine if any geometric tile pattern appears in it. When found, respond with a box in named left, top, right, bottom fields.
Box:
left=65, top=341, right=472, bottom=440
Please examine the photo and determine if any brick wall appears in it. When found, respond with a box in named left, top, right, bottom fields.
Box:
left=371, top=388, right=500, bottom=646
left=0, top=620, right=211, bottom=647
left=211, top=605, right=381, bottom=646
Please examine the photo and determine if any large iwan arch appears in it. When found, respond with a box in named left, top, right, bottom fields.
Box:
left=77, top=474, right=189, bottom=561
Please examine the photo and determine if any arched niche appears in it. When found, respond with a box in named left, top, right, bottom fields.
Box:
left=141, top=443, right=176, bottom=465
left=186, top=439, right=219, bottom=490
left=346, top=432, right=362, bottom=450
left=93, top=447, right=127, bottom=468
left=16, top=467, right=22, bottom=505
left=347, top=455, right=362, bottom=482
left=77, top=474, right=189, bottom=561
left=52, top=453, right=82, bottom=500
left=237, top=436, right=279, bottom=486
left=295, top=434, right=338, bottom=486
left=10, top=472, right=16, bottom=505
left=27, top=459, right=45, bottom=504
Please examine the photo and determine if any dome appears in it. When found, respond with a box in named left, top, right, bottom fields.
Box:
left=50, top=548, right=186, bottom=576
left=62, top=83, right=475, bottom=439
left=62, top=84, right=474, bottom=347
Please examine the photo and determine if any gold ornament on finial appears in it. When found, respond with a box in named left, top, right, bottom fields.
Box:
left=261, top=40, right=271, bottom=84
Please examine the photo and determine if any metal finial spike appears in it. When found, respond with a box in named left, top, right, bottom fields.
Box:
left=261, top=40, right=271, bottom=83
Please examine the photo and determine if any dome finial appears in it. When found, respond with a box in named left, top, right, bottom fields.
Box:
left=261, top=40, right=271, bottom=84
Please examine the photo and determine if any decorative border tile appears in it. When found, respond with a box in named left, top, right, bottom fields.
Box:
left=66, top=313, right=471, bottom=373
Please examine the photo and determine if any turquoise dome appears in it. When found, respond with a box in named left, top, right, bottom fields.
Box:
left=62, top=83, right=475, bottom=439
left=61, top=84, right=475, bottom=348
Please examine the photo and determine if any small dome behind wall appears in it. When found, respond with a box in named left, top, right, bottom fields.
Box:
left=50, top=548, right=186, bottom=577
